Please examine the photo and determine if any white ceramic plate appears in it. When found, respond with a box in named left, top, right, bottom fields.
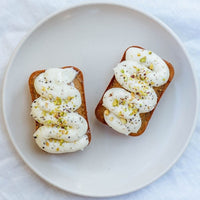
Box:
left=2, top=1, right=199, bottom=197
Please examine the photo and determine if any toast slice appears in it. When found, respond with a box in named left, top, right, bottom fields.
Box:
left=29, top=66, right=91, bottom=142
left=95, top=46, right=174, bottom=136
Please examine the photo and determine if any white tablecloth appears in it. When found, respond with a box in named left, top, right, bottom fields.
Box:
left=0, top=0, right=200, bottom=199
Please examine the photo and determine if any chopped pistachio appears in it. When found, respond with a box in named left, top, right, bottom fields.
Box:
left=112, top=99, right=119, bottom=107
left=48, top=94, right=53, bottom=99
left=149, top=51, right=152, bottom=55
left=140, top=76, right=145, bottom=81
left=123, top=107, right=127, bottom=112
left=130, top=108, right=138, bottom=116
left=120, top=69, right=125, bottom=73
left=59, top=139, right=64, bottom=146
left=65, top=131, right=69, bottom=135
left=42, top=86, right=46, bottom=92
left=150, top=81, right=155, bottom=85
left=140, top=56, right=146, bottom=63
left=42, top=110, right=47, bottom=116
left=124, top=76, right=128, bottom=82
left=60, top=111, right=65, bottom=117
left=118, top=111, right=123, bottom=117
left=122, top=100, right=126, bottom=105
left=64, top=99, right=69, bottom=104
left=120, top=118, right=127, bottom=124
left=104, top=110, right=110, bottom=116
left=109, top=117, right=114, bottom=121
left=56, top=147, right=59, bottom=151
left=149, top=63, right=154, bottom=70
left=54, top=97, right=62, bottom=105
left=54, top=112, right=59, bottom=119
left=63, top=120, right=67, bottom=125
left=54, top=107, right=59, bottom=112
left=162, top=78, right=166, bottom=81
left=140, top=90, right=147, bottom=96
left=58, top=118, right=63, bottom=124
left=47, top=120, right=52, bottom=125
left=131, top=92, right=135, bottom=99
left=49, top=110, right=54, bottom=115
left=67, top=96, right=74, bottom=101
left=137, top=53, right=141, bottom=56
left=128, top=103, right=134, bottom=108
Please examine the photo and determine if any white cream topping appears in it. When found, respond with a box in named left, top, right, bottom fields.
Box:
left=126, top=48, right=169, bottom=87
left=31, top=68, right=89, bottom=153
left=103, top=47, right=169, bottom=135
left=33, top=127, right=88, bottom=153
left=34, top=68, right=81, bottom=100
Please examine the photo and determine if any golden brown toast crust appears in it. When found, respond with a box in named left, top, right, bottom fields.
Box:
left=29, top=66, right=91, bottom=143
left=95, top=46, right=174, bottom=136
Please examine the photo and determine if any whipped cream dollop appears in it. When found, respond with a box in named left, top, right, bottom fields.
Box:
left=103, top=47, right=169, bottom=135
left=31, top=68, right=89, bottom=153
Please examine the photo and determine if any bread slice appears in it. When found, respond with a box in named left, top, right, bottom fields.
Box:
left=95, top=46, right=174, bottom=136
left=29, top=66, right=91, bottom=142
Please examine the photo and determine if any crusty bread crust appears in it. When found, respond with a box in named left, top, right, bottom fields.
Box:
left=29, top=66, right=91, bottom=143
left=95, top=46, right=174, bottom=136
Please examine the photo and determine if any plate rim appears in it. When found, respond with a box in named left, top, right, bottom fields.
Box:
left=2, top=0, right=199, bottom=197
